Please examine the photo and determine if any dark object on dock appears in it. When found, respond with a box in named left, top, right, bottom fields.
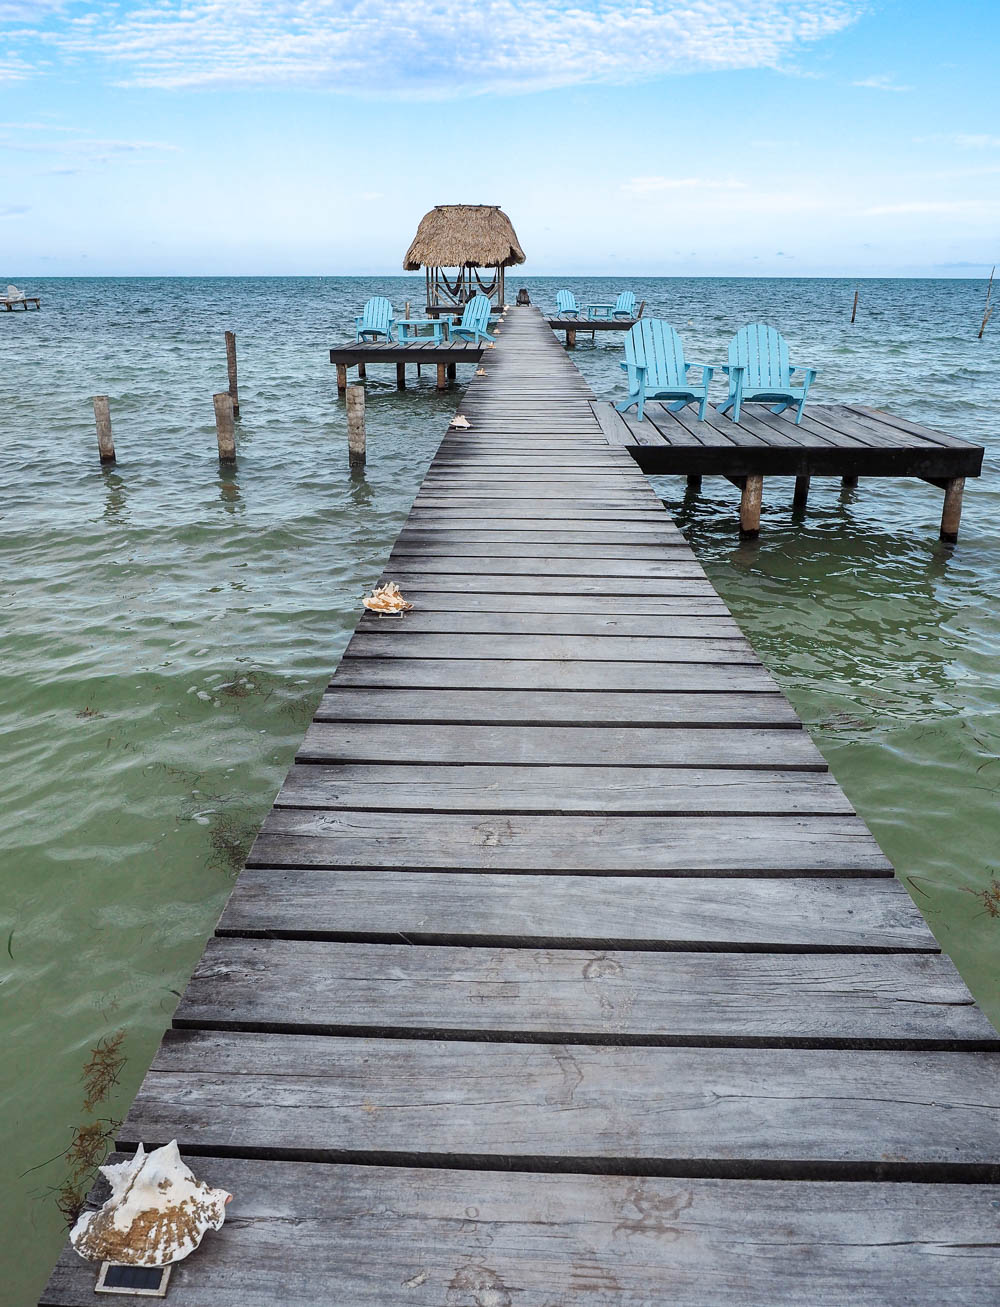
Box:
left=41, top=308, right=1000, bottom=1307
left=213, top=393, right=236, bottom=463
left=329, top=339, right=483, bottom=392
left=92, top=396, right=115, bottom=465
left=403, top=203, right=525, bottom=312
left=225, top=331, right=240, bottom=418
left=597, top=398, right=983, bottom=541
left=516, top=288, right=530, bottom=305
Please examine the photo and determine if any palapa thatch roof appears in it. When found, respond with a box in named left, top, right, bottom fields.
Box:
left=403, top=205, right=525, bottom=270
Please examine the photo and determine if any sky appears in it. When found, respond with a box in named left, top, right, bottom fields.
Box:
left=0, top=0, right=997, bottom=277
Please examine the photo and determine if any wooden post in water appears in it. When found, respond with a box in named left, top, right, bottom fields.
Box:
left=740, top=475, right=763, bottom=538
left=842, top=475, right=859, bottom=488
left=436, top=363, right=447, bottom=391
left=336, top=363, right=348, bottom=394
left=93, top=396, right=115, bottom=464
left=357, top=362, right=367, bottom=380
left=793, top=475, right=811, bottom=511
left=396, top=362, right=406, bottom=390
left=850, top=289, right=859, bottom=324
left=447, top=362, right=457, bottom=380
left=346, top=385, right=366, bottom=468
left=224, top=331, right=240, bottom=417
left=686, top=475, right=702, bottom=492
left=978, top=267, right=994, bottom=339
left=940, top=477, right=965, bottom=542
left=566, top=327, right=577, bottom=348
left=213, top=393, right=236, bottom=463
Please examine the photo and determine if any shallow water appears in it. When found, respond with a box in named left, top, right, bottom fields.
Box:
left=2, top=276, right=998, bottom=1303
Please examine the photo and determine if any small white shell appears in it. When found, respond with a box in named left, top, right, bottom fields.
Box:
left=70, top=1141, right=231, bottom=1267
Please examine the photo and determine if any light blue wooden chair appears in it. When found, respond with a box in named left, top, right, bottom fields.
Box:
left=556, top=290, right=580, bottom=318
left=719, top=324, right=817, bottom=424
left=355, top=296, right=394, bottom=342
left=450, top=294, right=495, bottom=345
left=587, top=290, right=637, bottom=321
left=615, top=320, right=713, bottom=422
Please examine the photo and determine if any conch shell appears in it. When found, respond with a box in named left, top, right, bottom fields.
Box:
left=475, top=369, right=486, bottom=376
left=363, top=581, right=412, bottom=614
left=70, top=1141, right=231, bottom=1267
left=450, top=415, right=471, bottom=429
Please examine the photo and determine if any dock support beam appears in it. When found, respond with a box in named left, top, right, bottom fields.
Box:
left=940, top=476, right=965, bottom=542
left=842, top=475, right=858, bottom=487
left=436, top=364, right=447, bottom=391
left=225, top=331, right=240, bottom=418
left=213, top=393, right=236, bottom=463
left=566, top=328, right=576, bottom=348
left=396, top=363, right=406, bottom=390
left=740, top=475, right=763, bottom=538
left=93, top=396, right=115, bottom=464
left=793, top=476, right=810, bottom=512
left=357, top=362, right=367, bottom=380
left=686, top=475, right=702, bottom=493
left=447, top=362, right=456, bottom=380
left=346, top=385, right=366, bottom=468
left=336, top=363, right=347, bottom=394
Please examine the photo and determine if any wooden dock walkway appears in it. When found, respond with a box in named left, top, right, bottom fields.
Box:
left=597, top=396, right=983, bottom=541
left=42, top=308, right=1000, bottom=1305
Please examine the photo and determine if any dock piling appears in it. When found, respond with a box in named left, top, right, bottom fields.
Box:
left=851, top=289, right=859, bottom=324
left=436, top=364, right=447, bottom=390
left=346, top=385, right=366, bottom=468
left=92, top=396, right=115, bottom=464
left=213, top=392, right=236, bottom=463
left=940, top=476, right=965, bottom=542
left=336, top=363, right=348, bottom=394
left=740, top=475, right=763, bottom=538
left=396, top=362, right=406, bottom=390
left=793, top=475, right=811, bottom=511
left=225, top=331, right=240, bottom=418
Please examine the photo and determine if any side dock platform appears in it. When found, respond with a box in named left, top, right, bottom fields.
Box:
left=42, top=307, right=1000, bottom=1305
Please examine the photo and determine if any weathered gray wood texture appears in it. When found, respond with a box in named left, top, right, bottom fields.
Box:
left=40, top=306, right=1000, bottom=1305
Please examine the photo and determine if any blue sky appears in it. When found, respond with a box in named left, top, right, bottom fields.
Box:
left=0, top=0, right=997, bottom=276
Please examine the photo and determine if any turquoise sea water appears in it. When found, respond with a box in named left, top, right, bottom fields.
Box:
left=2, top=276, right=998, bottom=1303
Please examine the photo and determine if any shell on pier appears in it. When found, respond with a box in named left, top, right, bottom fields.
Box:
left=70, top=1141, right=232, bottom=1267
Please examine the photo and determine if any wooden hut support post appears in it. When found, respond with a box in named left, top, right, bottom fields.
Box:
left=213, top=393, right=236, bottom=463
left=225, top=331, right=240, bottom=417
left=740, top=475, right=763, bottom=538
left=940, top=476, right=965, bottom=543
left=346, top=385, right=366, bottom=468
left=93, top=396, right=115, bottom=464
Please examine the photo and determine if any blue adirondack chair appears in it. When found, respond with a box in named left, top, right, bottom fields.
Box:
left=355, top=296, right=394, bottom=342
left=450, top=294, right=495, bottom=345
left=555, top=290, right=580, bottom=318
left=719, top=324, right=817, bottom=424
left=615, top=320, right=713, bottom=422
left=587, top=290, right=637, bottom=321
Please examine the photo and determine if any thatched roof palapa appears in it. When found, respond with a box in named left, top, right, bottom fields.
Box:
left=403, top=205, right=525, bottom=270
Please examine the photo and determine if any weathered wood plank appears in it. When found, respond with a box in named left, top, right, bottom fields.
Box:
left=42, top=1159, right=1000, bottom=1306
left=276, top=762, right=847, bottom=813
left=118, top=1030, right=1000, bottom=1177
left=330, top=657, right=780, bottom=691
left=251, top=811, right=891, bottom=875
left=218, top=868, right=935, bottom=950
left=176, top=938, right=994, bottom=1045
left=343, top=633, right=756, bottom=662
left=296, top=722, right=824, bottom=769
left=315, top=687, right=795, bottom=725
left=356, top=612, right=745, bottom=638
left=385, top=591, right=732, bottom=614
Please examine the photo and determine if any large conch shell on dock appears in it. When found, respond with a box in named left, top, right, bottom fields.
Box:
left=70, top=1141, right=231, bottom=1266
left=363, top=581, right=413, bottom=614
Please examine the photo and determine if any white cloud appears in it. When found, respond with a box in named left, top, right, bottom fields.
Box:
left=30, top=1, right=866, bottom=98
left=852, top=73, right=912, bottom=91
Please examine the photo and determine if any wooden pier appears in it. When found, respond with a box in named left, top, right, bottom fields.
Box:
left=330, top=338, right=483, bottom=392
left=2, top=294, right=40, bottom=311
left=41, top=308, right=999, bottom=1305
left=547, top=315, right=639, bottom=346
left=598, top=397, right=983, bottom=541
